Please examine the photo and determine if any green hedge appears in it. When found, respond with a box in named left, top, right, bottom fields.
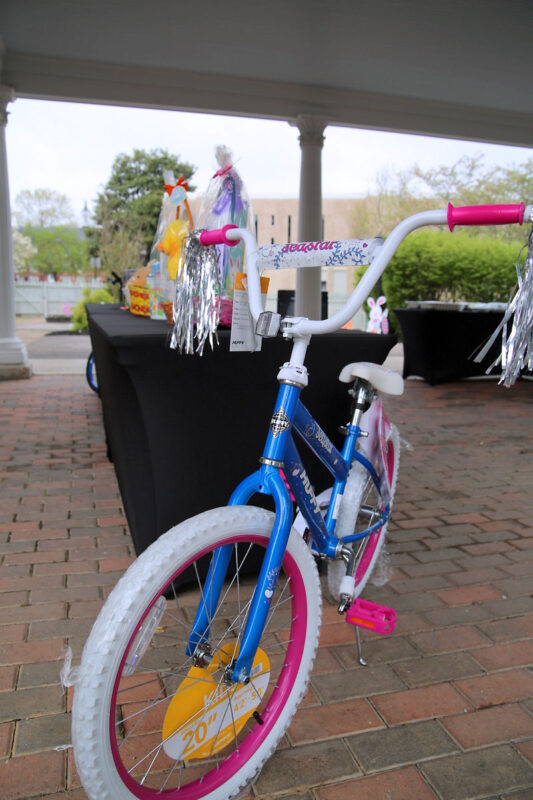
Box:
left=357, top=229, right=520, bottom=328
left=71, top=287, right=114, bottom=332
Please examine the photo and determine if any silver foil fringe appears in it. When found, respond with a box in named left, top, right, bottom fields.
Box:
left=169, top=233, right=221, bottom=356
left=474, top=223, right=533, bottom=386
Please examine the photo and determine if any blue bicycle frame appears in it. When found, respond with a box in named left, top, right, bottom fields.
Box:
left=186, top=380, right=390, bottom=682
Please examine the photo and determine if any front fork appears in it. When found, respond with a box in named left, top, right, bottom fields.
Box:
left=185, top=465, right=294, bottom=683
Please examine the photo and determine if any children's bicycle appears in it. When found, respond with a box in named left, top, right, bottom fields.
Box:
left=72, top=201, right=532, bottom=800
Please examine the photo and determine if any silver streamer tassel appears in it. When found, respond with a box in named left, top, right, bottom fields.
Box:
left=169, top=232, right=221, bottom=356
left=474, top=223, right=533, bottom=386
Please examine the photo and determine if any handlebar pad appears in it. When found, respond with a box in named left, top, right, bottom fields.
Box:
left=199, top=224, right=239, bottom=247
left=256, top=238, right=381, bottom=270
left=447, top=202, right=525, bottom=231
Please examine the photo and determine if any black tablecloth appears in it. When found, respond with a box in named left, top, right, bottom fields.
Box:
left=395, top=307, right=504, bottom=385
left=87, top=305, right=396, bottom=555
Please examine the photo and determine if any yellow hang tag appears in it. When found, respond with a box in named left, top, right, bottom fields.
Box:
left=162, top=642, right=270, bottom=761
left=230, top=272, right=270, bottom=352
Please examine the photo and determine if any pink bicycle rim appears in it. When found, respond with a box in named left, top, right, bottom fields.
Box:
left=109, top=534, right=308, bottom=799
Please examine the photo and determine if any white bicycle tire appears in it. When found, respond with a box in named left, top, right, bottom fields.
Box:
left=72, top=505, right=321, bottom=800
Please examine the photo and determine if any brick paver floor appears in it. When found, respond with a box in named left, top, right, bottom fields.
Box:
left=1, top=374, right=532, bottom=800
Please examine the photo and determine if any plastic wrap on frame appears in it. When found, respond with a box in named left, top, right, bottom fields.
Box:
left=170, top=234, right=221, bottom=356
left=257, top=238, right=382, bottom=270
left=475, top=224, right=533, bottom=386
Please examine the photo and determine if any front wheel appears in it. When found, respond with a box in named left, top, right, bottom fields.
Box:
left=72, top=506, right=321, bottom=800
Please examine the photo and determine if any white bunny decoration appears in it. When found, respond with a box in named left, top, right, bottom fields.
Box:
left=366, top=295, right=389, bottom=334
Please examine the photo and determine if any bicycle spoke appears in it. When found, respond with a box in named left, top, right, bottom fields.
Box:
left=140, top=749, right=160, bottom=786
left=161, top=607, right=194, bottom=633
left=159, top=757, right=181, bottom=793
left=226, top=689, right=240, bottom=756
left=126, top=693, right=216, bottom=776
left=118, top=684, right=167, bottom=747
left=247, top=675, right=265, bottom=704
left=235, top=545, right=241, bottom=622
left=210, top=595, right=254, bottom=657
left=264, top=578, right=292, bottom=634
left=119, top=686, right=165, bottom=728
left=148, top=630, right=191, bottom=644
left=211, top=542, right=255, bottom=622
left=194, top=559, right=215, bottom=631
left=116, top=673, right=161, bottom=696
left=203, top=683, right=235, bottom=761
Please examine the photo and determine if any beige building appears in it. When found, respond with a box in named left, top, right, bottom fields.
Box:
left=252, top=198, right=367, bottom=327
left=253, top=197, right=357, bottom=245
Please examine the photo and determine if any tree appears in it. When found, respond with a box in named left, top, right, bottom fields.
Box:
left=12, top=230, right=37, bottom=274
left=14, top=188, right=77, bottom=228
left=411, top=155, right=533, bottom=206
left=24, top=226, right=89, bottom=280
left=351, top=169, right=434, bottom=238
left=352, top=155, right=533, bottom=242
left=97, top=224, right=145, bottom=287
left=409, top=155, right=533, bottom=241
left=90, top=148, right=195, bottom=257
left=353, top=155, right=531, bottom=327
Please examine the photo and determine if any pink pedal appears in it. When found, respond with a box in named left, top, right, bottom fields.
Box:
left=346, top=598, right=396, bottom=634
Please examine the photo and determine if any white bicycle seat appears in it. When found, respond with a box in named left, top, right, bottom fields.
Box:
left=338, top=362, right=404, bottom=396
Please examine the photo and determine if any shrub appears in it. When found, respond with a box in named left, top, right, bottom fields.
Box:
left=356, top=229, right=521, bottom=330
left=71, top=287, right=114, bottom=331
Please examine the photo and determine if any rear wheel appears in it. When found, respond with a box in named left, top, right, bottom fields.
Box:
left=327, top=424, right=400, bottom=601
left=72, top=506, right=321, bottom=800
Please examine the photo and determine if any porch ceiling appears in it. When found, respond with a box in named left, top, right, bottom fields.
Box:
left=0, top=0, right=532, bottom=147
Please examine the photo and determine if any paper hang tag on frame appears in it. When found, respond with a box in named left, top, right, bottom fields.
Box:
left=230, top=273, right=270, bottom=352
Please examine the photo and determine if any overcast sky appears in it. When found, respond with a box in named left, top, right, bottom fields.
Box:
left=6, top=98, right=533, bottom=225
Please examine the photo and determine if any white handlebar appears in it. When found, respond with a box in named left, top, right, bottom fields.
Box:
left=226, top=203, right=533, bottom=337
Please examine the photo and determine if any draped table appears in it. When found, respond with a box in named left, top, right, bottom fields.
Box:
left=87, top=304, right=396, bottom=555
left=395, top=303, right=506, bottom=385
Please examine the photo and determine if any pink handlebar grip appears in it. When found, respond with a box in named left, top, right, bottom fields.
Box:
left=199, top=224, right=239, bottom=247
left=447, top=202, right=525, bottom=231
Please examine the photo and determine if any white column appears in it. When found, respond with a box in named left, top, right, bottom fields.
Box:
left=293, top=115, right=326, bottom=320
left=0, top=85, right=31, bottom=379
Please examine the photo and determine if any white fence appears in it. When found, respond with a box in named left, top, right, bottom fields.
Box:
left=15, top=277, right=368, bottom=328
left=14, top=279, right=105, bottom=317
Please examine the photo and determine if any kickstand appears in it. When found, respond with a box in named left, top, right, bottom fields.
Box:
left=355, top=626, right=367, bottom=667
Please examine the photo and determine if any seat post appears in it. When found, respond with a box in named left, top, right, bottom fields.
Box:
left=349, top=379, right=374, bottom=428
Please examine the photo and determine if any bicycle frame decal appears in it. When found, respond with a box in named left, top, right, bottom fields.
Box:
left=293, top=401, right=347, bottom=478
left=270, top=408, right=290, bottom=437
left=262, top=383, right=301, bottom=464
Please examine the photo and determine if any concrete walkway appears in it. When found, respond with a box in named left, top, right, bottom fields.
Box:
left=16, top=317, right=91, bottom=376
left=0, top=336, right=532, bottom=799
